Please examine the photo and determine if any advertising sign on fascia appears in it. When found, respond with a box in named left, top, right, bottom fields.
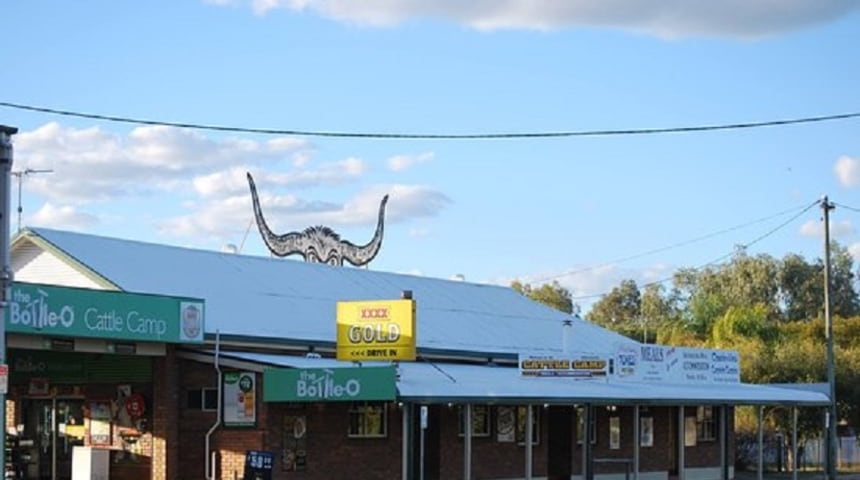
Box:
left=336, top=299, right=416, bottom=362
left=6, top=282, right=205, bottom=344
left=263, top=366, right=397, bottom=402
left=710, top=349, right=740, bottom=383
left=518, top=352, right=608, bottom=379
left=615, top=344, right=740, bottom=384
left=613, top=344, right=672, bottom=383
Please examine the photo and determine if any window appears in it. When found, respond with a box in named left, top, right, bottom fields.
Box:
left=186, top=388, right=218, bottom=411
left=515, top=406, right=540, bottom=445
left=348, top=402, right=387, bottom=438
left=609, top=416, right=621, bottom=449
left=640, top=417, right=654, bottom=447
left=458, top=405, right=491, bottom=437
left=576, top=406, right=597, bottom=445
left=697, top=406, right=716, bottom=441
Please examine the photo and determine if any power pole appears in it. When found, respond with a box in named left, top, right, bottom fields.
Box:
left=822, top=195, right=837, bottom=480
left=0, top=125, right=18, bottom=478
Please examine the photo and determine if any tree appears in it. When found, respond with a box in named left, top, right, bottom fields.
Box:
left=511, top=280, right=574, bottom=314
left=778, top=253, right=822, bottom=322
left=587, top=279, right=641, bottom=331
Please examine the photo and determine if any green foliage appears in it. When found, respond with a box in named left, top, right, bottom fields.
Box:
left=511, top=280, right=574, bottom=314
left=582, top=242, right=860, bottom=436
left=586, top=279, right=641, bottom=328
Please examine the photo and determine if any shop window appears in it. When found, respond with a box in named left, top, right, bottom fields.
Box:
left=515, top=406, right=540, bottom=445
left=576, top=406, right=597, bottom=445
left=348, top=402, right=387, bottom=438
left=186, top=388, right=218, bottom=411
left=457, top=405, right=491, bottom=437
left=697, top=406, right=716, bottom=441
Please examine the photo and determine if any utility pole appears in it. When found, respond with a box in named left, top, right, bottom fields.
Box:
left=12, top=168, right=52, bottom=232
left=822, top=195, right=837, bottom=480
left=0, top=125, right=18, bottom=478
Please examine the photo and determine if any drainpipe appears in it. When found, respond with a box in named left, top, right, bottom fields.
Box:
left=205, top=331, right=222, bottom=480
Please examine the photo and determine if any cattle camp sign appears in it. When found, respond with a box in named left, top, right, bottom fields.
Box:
left=5, top=282, right=205, bottom=344
left=336, top=299, right=416, bottom=361
left=519, top=352, right=609, bottom=379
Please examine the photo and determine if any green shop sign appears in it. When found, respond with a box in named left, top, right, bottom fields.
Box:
left=264, top=366, right=396, bottom=402
left=6, top=282, right=205, bottom=344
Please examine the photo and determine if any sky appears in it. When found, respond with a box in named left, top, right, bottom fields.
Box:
left=2, top=1, right=860, bottom=312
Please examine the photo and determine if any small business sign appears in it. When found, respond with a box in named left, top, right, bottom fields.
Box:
left=518, top=352, right=608, bottom=378
left=6, top=282, right=205, bottom=344
left=224, top=371, right=256, bottom=427
left=263, top=366, right=397, bottom=402
left=612, top=344, right=739, bottom=384
left=336, top=299, right=416, bottom=361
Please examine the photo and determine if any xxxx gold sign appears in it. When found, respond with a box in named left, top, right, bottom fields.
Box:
left=336, top=299, right=416, bottom=361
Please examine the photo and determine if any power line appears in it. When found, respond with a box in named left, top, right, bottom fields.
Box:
left=1, top=100, right=859, bottom=140
left=568, top=199, right=820, bottom=301
left=531, top=201, right=815, bottom=283
left=832, top=202, right=860, bottom=214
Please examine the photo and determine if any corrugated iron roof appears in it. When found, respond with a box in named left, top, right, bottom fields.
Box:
left=18, top=227, right=636, bottom=358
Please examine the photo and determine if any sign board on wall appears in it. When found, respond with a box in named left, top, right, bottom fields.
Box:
left=263, top=367, right=396, bottom=402
left=336, top=299, right=416, bottom=361
left=518, top=352, right=608, bottom=378
left=224, top=371, right=256, bottom=427
left=6, top=282, right=205, bottom=343
left=612, top=344, right=740, bottom=384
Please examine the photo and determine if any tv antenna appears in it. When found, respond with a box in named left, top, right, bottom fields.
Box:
left=12, top=168, right=53, bottom=232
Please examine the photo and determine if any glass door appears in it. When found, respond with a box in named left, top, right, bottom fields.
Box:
left=21, top=398, right=85, bottom=480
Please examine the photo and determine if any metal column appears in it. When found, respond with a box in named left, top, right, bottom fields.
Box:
left=757, top=406, right=764, bottom=480
left=678, top=407, right=686, bottom=480
left=0, top=125, right=19, bottom=475
left=464, top=404, right=472, bottom=480
left=525, top=405, right=533, bottom=480
left=633, top=405, right=640, bottom=480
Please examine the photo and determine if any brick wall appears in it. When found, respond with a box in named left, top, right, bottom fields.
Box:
left=152, top=346, right=180, bottom=480
left=174, top=358, right=736, bottom=480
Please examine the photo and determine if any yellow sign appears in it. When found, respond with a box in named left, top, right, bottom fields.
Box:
left=336, top=299, right=416, bottom=361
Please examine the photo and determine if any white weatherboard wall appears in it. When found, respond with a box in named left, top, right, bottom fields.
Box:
left=11, top=243, right=104, bottom=290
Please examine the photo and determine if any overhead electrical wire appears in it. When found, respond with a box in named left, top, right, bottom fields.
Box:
left=1, top=100, right=859, bottom=140
left=530, top=201, right=817, bottom=283
left=833, top=202, right=860, bottom=214
left=568, top=199, right=820, bottom=301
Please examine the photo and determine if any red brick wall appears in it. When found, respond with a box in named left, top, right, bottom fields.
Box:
left=174, top=358, right=737, bottom=480
left=152, top=346, right=180, bottom=480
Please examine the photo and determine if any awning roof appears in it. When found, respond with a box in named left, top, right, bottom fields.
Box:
left=204, top=351, right=831, bottom=407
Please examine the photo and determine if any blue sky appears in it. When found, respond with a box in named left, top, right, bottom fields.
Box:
left=3, top=1, right=860, bottom=311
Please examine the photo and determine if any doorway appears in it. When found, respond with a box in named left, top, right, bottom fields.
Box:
left=19, top=398, right=85, bottom=480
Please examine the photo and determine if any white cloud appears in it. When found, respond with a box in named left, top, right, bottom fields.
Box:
left=29, top=203, right=99, bottom=231
left=849, top=242, right=860, bottom=263
left=835, top=155, right=860, bottom=187
left=16, top=122, right=312, bottom=204
left=388, top=152, right=434, bottom=172
left=799, top=219, right=854, bottom=238
left=215, top=0, right=860, bottom=38
left=160, top=183, right=450, bottom=240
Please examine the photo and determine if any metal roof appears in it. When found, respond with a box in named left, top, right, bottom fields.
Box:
left=209, top=351, right=831, bottom=406
left=16, top=227, right=636, bottom=358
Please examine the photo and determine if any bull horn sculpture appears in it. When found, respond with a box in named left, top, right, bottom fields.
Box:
left=247, top=172, right=388, bottom=267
